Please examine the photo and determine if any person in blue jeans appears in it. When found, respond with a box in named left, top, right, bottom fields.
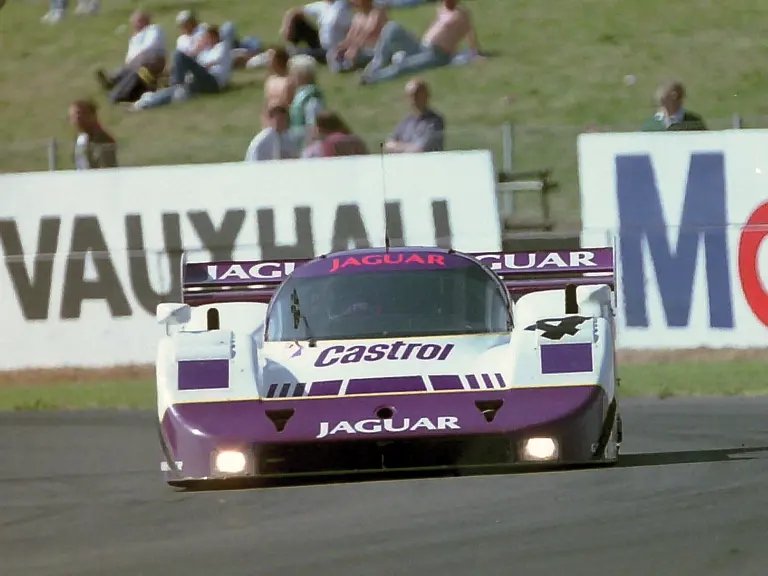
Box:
left=133, top=26, right=233, bottom=111
left=327, top=0, right=388, bottom=73
left=359, top=0, right=482, bottom=85
left=175, top=10, right=263, bottom=68
left=41, top=0, right=99, bottom=23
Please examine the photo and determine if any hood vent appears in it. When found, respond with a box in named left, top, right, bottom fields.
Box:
left=475, top=399, right=504, bottom=423
left=266, top=409, right=295, bottom=432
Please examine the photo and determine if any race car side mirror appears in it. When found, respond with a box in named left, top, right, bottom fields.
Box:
left=157, top=302, right=191, bottom=326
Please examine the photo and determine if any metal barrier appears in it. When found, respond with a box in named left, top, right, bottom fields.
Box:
left=496, top=168, right=559, bottom=232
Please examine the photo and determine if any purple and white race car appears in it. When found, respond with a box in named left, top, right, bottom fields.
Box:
left=156, top=246, right=622, bottom=488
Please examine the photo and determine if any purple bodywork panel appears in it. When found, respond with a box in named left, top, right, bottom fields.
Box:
left=178, top=360, right=230, bottom=390
left=540, top=343, right=594, bottom=375
left=263, top=373, right=508, bottom=398
left=160, top=384, right=610, bottom=479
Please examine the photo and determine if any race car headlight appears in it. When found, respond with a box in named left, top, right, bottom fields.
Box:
left=521, top=437, right=559, bottom=461
left=214, top=450, right=247, bottom=474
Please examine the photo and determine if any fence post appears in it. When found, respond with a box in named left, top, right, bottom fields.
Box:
left=501, top=122, right=514, bottom=172
left=499, top=122, right=515, bottom=221
left=47, top=138, right=58, bottom=171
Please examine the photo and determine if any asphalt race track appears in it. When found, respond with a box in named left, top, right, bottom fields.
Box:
left=3, top=398, right=768, bottom=576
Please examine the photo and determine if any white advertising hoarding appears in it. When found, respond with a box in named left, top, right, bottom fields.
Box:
left=0, top=151, right=502, bottom=369
left=578, top=129, right=768, bottom=349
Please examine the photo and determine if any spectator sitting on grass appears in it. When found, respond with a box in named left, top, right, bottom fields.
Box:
left=360, top=0, right=482, bottom=85
left=384, top=78, right=445, bottom=153
left=287, top=56, right=327, bottom=147
left=277, top=0, right=354, bottom=65
left=302, top=110, right=370, bottom=157
left=264, top=47, right=297, bottom=109
left=328, top=0, right=388, bottom=73
left=642, top=80, right=707, bottom=131
left=245, top=105, right=301, bottom=161
left=175, top=9, right=264, bottom=69
left=42, top=0, right=99, bottom=24
left=175, top=10, right=207, bottom=55
left=68, top=99, right=117, bottom=170
left=132, top=26, right=233, bottom=111
left=95, top=10, right=166, bottom=104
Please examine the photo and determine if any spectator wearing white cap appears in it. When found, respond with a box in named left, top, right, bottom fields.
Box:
left=175, top=10, right=210, bottom=55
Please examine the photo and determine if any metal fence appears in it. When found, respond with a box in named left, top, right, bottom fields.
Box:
left=3, top=114, right=765, bottom=232
left=0, top=125, right=512, bottom=171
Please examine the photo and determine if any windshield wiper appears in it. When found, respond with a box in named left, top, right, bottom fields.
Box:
left=290, top=289, right=318, bottom=348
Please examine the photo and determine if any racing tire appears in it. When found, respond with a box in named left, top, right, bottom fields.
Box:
left=603, top=410, right=622, bottom=465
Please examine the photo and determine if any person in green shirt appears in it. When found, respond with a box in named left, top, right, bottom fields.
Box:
left=642, top=80, right=706, bottom=131
left=287, top=57, right=326, bottom=149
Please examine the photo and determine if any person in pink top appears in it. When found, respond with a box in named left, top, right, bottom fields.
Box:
left=359, top=0, right=482, bottom=85
left=302, top=110, right=369, bottom=157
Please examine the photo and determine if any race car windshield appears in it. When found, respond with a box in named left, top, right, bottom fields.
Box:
left=265, top=265, right=510, bottom=341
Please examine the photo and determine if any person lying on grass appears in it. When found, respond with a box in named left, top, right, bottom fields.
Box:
left=327, top=0, right=388, bottom=74
left=359, top=0, right=483, bottom=85
left=131, top=26, right=233, bottom=111
left=41, top=0, right=99, bottom=24
left=175, top=9, right=265, bottom=69
left=278, top=0, right=354, bottom=65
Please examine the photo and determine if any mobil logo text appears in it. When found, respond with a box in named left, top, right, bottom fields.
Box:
left=314, top=341, right=455, bottom=367
left=615, top=149, right=768, bottom=328
left=316, top=416, right=461, bottom=439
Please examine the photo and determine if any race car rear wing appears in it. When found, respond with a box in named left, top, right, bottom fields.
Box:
left=181, top=256, right=311, bottom=305
left=180, top=247, right=615, bottom=305
left=472, top=247, right=615, bottom=297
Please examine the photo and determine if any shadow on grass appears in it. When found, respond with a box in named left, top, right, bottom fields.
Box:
left=171, top=445, right=768, bottom=493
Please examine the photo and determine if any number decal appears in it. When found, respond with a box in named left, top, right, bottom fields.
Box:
left=524, top=316, right=590, bottom=341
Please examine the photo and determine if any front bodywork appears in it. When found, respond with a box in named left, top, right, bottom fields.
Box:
left=157, top=313, right=618, bottom=482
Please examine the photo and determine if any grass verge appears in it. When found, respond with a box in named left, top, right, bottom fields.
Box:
left=6, top=1, right=768, bottom=228
left=618, top=362, right=768, bottom=399
left=1, top=358, right=767, bottom=411
left=0, top=379, right=154, bottom=411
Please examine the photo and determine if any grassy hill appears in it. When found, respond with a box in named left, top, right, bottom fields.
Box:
left=3, top=0, right=768, bottom=229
